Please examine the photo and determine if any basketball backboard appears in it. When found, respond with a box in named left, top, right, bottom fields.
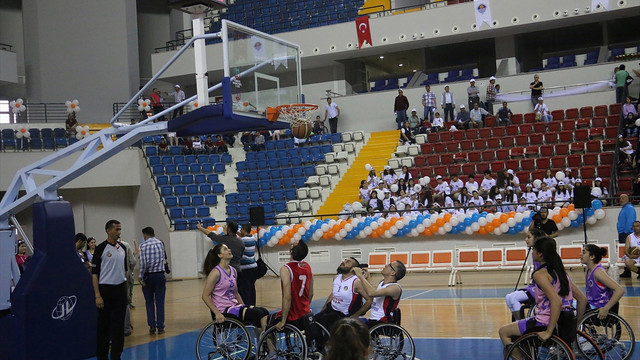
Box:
left=221, top=20, right=302, bottom=120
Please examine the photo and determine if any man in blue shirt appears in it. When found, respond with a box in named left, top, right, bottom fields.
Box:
left=617, top=194, right=636, bottom=277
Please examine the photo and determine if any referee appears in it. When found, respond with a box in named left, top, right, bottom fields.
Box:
left=92, top=220, right=129, bottom=360
left=138, top=227, right=167, bottom=334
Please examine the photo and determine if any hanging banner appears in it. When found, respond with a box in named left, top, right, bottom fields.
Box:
left=474, top=0, right=492, bottom=30
left=355, top=16, right=372, bottom=48
left=495, top=81, right=614, bottom=103
left=591, top=0, right=609, bottom=10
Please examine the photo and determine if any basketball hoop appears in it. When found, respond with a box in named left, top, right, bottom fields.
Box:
left=267, top=104, right=318, bottom=140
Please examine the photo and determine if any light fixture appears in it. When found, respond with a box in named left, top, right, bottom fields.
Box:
left=379, top=56, right=384, bottom=59
left=399, top=64, right=403, bottom=67
left=413, top=69, right=417, bottom=72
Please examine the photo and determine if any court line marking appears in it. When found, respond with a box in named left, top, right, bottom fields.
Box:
left=403, top=289, right=434, bottom=299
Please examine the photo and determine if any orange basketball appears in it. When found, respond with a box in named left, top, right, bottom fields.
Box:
left=291, top=119, right=312, bottom=139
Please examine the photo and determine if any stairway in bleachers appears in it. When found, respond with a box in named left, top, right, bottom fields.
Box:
left=410, top=104, right=621, bottom=191
left=316, top=130, right=400, bottom=216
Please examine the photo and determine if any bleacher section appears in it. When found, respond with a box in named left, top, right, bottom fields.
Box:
left=1, top=127, right=83, bottom=151
left=410, top=103, right=621, bottom=191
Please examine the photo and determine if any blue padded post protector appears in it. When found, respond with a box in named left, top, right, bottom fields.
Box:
left=9, top=201, right=96, bottom=360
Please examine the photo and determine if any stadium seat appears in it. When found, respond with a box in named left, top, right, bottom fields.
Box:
left=600, top=152, right=614, bottom=164
left=515, top=135, right=528, bottom=146
left=460, top=140, right=473, bottom=151
left=544, top=132, right=558, bottom=144
left=511, top=114, right=523, bottom=125
left=452, top=131, right=465, bottom=141
left=592, top=116, right=606, bottom=128
left=466, top=129, right=478, bottom=139
left=495, top=149, right=509, bottom=160
left=532, top=123, right=546, bottom=133
left=510, top=147, right=524, bottom=158
left=520, top=159, right=534, bottom=170
left=462, top=163, right=475, bottom=175
left=492, top=127, right=505, bottom=137
left=540, top=145, right=554, bottom=157
left=575, top=129, right=588, bottom=141
left=597, top=165, right=611, bottom=177
left=558, top=131, right=572, bottom=143
left=531, top=169, right=545, bottom=180
left=520, top=124, right=533, bottom=135
left=529, top=133, right=543, bottom=145
left=481, top=150, right=494, bottom=162
left=565, top=108, right=579, bottom=119
left=548, top=121, right=561, bottom=132
left=579, top=106, right=593, bottom=118
left=523, top=113, right=535, bottom=124
left=594, top=105, right=607, bottom=117
left=555, top=143, right=569, bottom=155
left=421, top=143, right=433, bottom=154
left=490, top=161, right=505, bottom=172
left=467, top=151, right=481, bottom=162
left=187, top=184, right=199, bottom=195
left=501, top=137, right=514, bottom=147
left=516, top=171, right=530, bottom=184
left=562, top=120, right=575, bottom=131
left=535, top=158, right=550, bottom=169
left=473, top=139, right=487, bottom=150
left=551, top=110, right=564, bottom=121
left=551, top=156, right=566, bottom=169
left=581, top=166, right=595, bottom=179
left=570, top=142, right=585, bottom=153
left=487, top=138, right=500, bottom=149
left=476, top=162, right=489, bottom=174
left=567, top=154, right=582, bottom=167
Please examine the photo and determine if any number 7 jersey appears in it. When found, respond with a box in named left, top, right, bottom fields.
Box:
left=284, top=260, right=312, bottom=321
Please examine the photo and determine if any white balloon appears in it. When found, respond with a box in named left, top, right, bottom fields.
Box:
left=65, top=100, right=71, bottom=107
left=438, top=227, right=446, bottom=235
left=304, top=221, right=312, bottom=230
left=314, top=229, right=323, bottom=238
left=259, top=229, right=267, bottom=237
left=328, top=220, right=336, bottom=227
left=390, top=184, right=399, bottom=193
left=410, top=229, right=419, bottom=237
left=486, top=214, right=495, bottom=222
left=389, top=226, right=398, bottom=235
left=414, top=184, right=422, bottom=192
left=344, top=223, right=353, bottom=232
left=471, top=223, right=480, bottom=231
left=376, top=189, right=384, bottom=199
left=377, top=218, right=386, bottom=226
left=423, top=176, right=431, bottom=185
left=396, top=221, right=405, bottom=229
left=561, top=217, right=571, bottom=227
left=339, top=229, right=347, bottom=237
left=587, top=216, right=597, bottom=225
left=216, top=227, right=224, bottom=235
left=636, top=119, right=640, bottom=127
left=533, top=179, right=542, bottom=189
left=416, top=224, right=425, bottom=232
left=465, top=227, right=474, bottom=235
left=499, top=223, right=509, bottom=232
left=568, top=211, right=578, bottom=221
left=443, top=223, right=452, bottom=232
left=384, top=230, right=392, bottom=238
left=555, top=171, right=565, bottom=181
left=335, top=234, right=343, bottom=241
left=275, top=230, right=284, bottom=239
left=457, top=213, right=466, bottom=222
left=267, top=240, right=276, bottom=247
left=15, top=131, right=23, bottom=139
left=556, top=223, right=564, bottom=231
left=364, top=227, right=372, bottom=235
left=523, top=211, right=531, bottom=218
left=402, top=216, right=412, bottom=225
left=423, top=219, right=432, bottom=227
left=321, top=223, right=329, bottom=232
left=370, top=222, right=379, bottom=230
left=293, top=233, right=302, bottom=241
left=514, top=213, right=524, bottom=222
left=507, top=218, right=516, bottom=227
left=594, top=209, right=606, bottom=220
left=282, top=225, right=290, bottom=233
left=553, top=206, right=561, bottom=213
left=365, top=164, right=372, bottom=171
left=493, top=228, right=502, bottom=235
left=450, top=218, right=459, bottom=227
left=397, top=203, right=406, bottom=211
left=418, top=177, right=426, bottom=186
left=297, top=227, right=305, bottom=235
left=76, top=132, right=83, bottom=140
left=352, top=202, right=363, bottom=211
left=591, top=188, right=602, bottom=197
left=478, top=218, right=488, bottom=226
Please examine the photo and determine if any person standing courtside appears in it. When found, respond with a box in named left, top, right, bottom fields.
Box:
left=618, top=194, right=637, bottom=277
left=237, top=224, right=259, bottom=306
left=196, top=221, right=245, bottom=274
left=138, top=227, right=167, bottom=334
left=529, top=74, right=544, bottom=109
left=440, top=85, right=456, bottom=123
left=92, top=220, right=129, bottom=360
left=323, top=97, right=340, bottom=134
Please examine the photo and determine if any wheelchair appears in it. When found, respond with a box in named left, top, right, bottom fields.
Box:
left=368, top=309, right=415, bottom=360
left=255, top=317, right=330, bottom=360
left=504, top=310, right=605, bottom=360
left=578, top=310, right=635, bottom=360
left=196, top=317, right=254, bottom=360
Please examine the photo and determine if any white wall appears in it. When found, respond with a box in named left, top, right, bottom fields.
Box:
left=0, top=0, right=25, bottom=99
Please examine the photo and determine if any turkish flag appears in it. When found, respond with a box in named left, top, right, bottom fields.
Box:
left=355, top=16, right=372, bottom=48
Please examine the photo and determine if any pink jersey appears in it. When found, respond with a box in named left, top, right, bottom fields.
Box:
left=534, top=271, right=573, bottom=326
left=210, top=264, right=239, bottom=313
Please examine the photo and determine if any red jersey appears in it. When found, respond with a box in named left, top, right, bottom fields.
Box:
left=283, top=260, right=312, bottom=321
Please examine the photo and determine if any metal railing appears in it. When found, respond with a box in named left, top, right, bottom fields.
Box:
left=0, top=42, right=13, bottom=52
left=8, top=103, right=68, bottom=124
left=112, top=102, right=180, bottom=121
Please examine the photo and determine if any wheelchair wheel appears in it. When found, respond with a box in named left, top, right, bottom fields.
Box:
left=504, top=333, right=575, bottom=360
left=369, top=323, right=415, bottom=360
left=578, top=312, right=635, bottom=360
left=306, top=322, right=330, bottom=355
left=574, top=329, right=605, bottom=360
left=256, top=324, right=307, bottom=360
left=196, top=318, right=252, bottom=360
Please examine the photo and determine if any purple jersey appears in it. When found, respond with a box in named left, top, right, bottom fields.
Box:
left=210, top=265, right=239, bottom=313
left=586, top=264, right=613, bottom=309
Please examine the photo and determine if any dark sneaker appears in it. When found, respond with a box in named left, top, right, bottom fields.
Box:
left=149, top=327, right=156, bottom=334
left=157, top=329, right=165, bottom=335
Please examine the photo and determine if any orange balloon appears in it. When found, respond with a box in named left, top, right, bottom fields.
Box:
left=206, top=226, right=215, bottom=231
left=509, top=211, right=516, bottom=217
left=478, top=227, right=487, bottom=235
left=383, top=222, right=391, bottom=230
left=568, top=204, right=575, bottom=211
left=492, top=218, right=501, bottom=227
left=443, top=213, right=452, bottom=222
left=423, top=229, right=432, bottom=236
left=278, top=237, right=288, bottom=245
left=560, top=208, right=569, bottom=217
left=371, top=232, right=379, bottom=238
left=430, top=224, right=439, bottom=233
left=322, top=233, right=331, bottom=239
left=552, top=214, right=562, bottom=223
left=486, top=224, right=494, bottom=232
left=500, top=214, right=508, bottom=223
left=436, top=218, right=445, bottom=227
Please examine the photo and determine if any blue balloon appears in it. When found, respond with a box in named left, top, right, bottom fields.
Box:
left=515, top=223, right=524, bottom=232
left=507, top=227, right=517, bottom=235
left=409, top=220, right=418, bottom=228
left=417, top=215, right=425, bottom=222
left=481, top=212, right=488, bottom=217
left=472, top=214, right=480, bottom=222
left=357, top=223, right=365, bottom=230
left=464, top=218, right=472, bottom=226
left=259, top=237, right=268, bottom=246
left=577, top=214, right=585, bottom=223
left=425, top=214, right=431, bottom=219
left=522, top=217, right=532, bottom=226
left=571, top=220, right=580, bottom=228
left=585, top=208, right=595, bottom=217
left=592, top=200, right=603, bottom=210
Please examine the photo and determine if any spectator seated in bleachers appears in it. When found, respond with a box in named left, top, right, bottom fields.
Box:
left=495, top=194, right=514, bottom=213
left=592, top=177, right=609, bottom=206
left=479, top=170, right=495, bottom=197
left=366, top=169, right=379, bottom=190
left=623, top=113, right=639, bottom=138
left=270, top=130, right=281, bottom=141
left=204, top=135, right=216, bottom=154
left=182, top=136, right=193, bottom=155
left=359, top=180, right=370, bottom=203
left=618, top=135, right=635, bottom=169
left=400, top=121, right=416, bottom=144
left=468, top=103, right=488, bottom=129
left=382, top=166, right=398, bottom=186
left=623, top=97, right=638, bottom=118
left=215, top=135, right=229, bottom=153
left=408, top=109, right=422, bottom=135
left=428, top=112, right=444, bottom=133
left=192, top=136, right=204, bottom=154
left=312, top=115, right=325, bottom=135
left=533, top=97, right=552, bottom=124
left=158, top=137, right=170, bottom=155
left=251, top=132, right=266, bottom=151
left=455, top=105, right=469, bottom=129
left=240, top=131, right=255, bottom=146
left=554, top=181, right=572, bottom=208
left=543, top=169, right=558, bottom=190
left=515, top=196, right=529, bottom=212
left=497, top=101, right=513, bottom=126
left=399, top=165, right=413, bottom=182
left=563, top=168, right=577, bottom=190
left=66, top=112, right=78, bottom=138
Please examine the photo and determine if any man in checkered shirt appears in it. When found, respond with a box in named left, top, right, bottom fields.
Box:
left=138, top=226, right=167, bottom=334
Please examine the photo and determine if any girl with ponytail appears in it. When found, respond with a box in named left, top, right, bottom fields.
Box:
left=581, top=244, right=625, bottom=318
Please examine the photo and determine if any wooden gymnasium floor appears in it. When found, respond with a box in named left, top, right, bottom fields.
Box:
left=102, top=270, right=640, bottom=360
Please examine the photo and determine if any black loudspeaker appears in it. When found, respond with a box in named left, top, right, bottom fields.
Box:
left=249, top=206, right=265, bottom=226
left=573, top=186, right=592, bottom=208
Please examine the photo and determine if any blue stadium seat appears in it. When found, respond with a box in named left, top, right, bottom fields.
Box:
left=174, top=219, right=188, bottom=231
left=245, top=152, right=256, bottom=161
left=187, top=184, right=199, bottom=195
left=29, top=138, right=43, bottom=150
left=267, top=159, right=279, bottom=168
left=303, top=166, right=315, bottom=176
left=205, top=195, right=218, bottom=206
left=212, top=183, right=224, bottom=194
left=165, top=164, right=177, bottom=175
left=161, top=156, right=173, bottom=165
left=143, top=136, right=155, bottom=145
left=269, top=169, right=281, bottom=179
left=248, top=181, right=259, bottom=191
left=145, top=146, right=158, bottom=155
left=149, top=156, right=161, bottom=166
left=214, top=163, right=225, bottom=173
left=169, top=175, right=181, bottom=185
left=197, top=206, right=210, bottom=217
left=272, top=190, right=285, bottom=201
left=294, top=178, right=306, bottom=188
left=255, top=152, right=267, bottom=161
left=236, top=161, right=247, bottom=171
left=178, top=164, right=189, bottom=174
left=160, top=186, right=173, bottom=196
left=225, top=193, right=238, bottom=204
left=173, top=155, right=185, bottom=164
left=199, top=184, right=212, bottom=194
left=271, top=179, right=283, bottom=189
left=164, top=196, right=177, bottom=207
left=259, top=181, right=271, bottom=191
left=207, top=174, right=219, bottom=183
left=152, top=165, right=164, bottom=175
left=192, top=196, right=204, bottom=206
left=188, top=218, right=200, bottom=230
left=209, top=154, right=221, bottom=163
left=169, top=146, right=181, bottom=155
left=221, top=153, right=232, bottom=164
left=265, top=141, right=276, bottom=150
left=292, top=168, right=303, bottom=178
left=156, top=175, right=169, bottom=186
left=178, top=196, right=191, bottom=206
left=236, top=171, right=248, bottom=181
left=249, top=193, right=260, bottom=203
left=174, top=185, right=186, bottom=195
left=182, top=174, right=194, bottom=184
left=284, top=189, right=296, bottom=200
left=237, top=182, right=248, bottom=192
left=260, top=192, right=272, bottom=202
left=201, top=217, right=215, bottom=227
left=195, top=174, right=206, bottom=184
left=281, top=168, right=293, bottom=178
left=331, top=133, right=342, bottom=143
left=237, top=193, right=249, bottom=203
left=190, top=163, right=201, bottom=173
left=197, top=155, right=209, bottom=163
left=183, top=207, right=196, bottom=218
left=43, top=138, right=55, bottom=150
left=226, top=205, right=239, bottom=216
left=169, top=207, right=183, bottom=219
left=201, top=163, right=213, bottom=173
left=274, top=201, right=287, bottom=212
left=185, top=155, right=197, bottom=163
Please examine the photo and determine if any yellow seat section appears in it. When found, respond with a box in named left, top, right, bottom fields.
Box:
left=358, top=0, right=391, bottom=15
left=316, top=130, right=399, bottom=217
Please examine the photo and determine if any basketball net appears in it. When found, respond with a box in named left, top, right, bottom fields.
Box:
left=267, top=103, right=318, bottom=125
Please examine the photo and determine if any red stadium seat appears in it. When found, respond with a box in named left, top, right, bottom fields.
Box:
left=511, top=114, right=523, bottom=125
left=602, top=139, right=616, bottom=151
left=515, top=135, right=528, bottom=146
left=551, top=110, right=565, bottom=121
left=579, top=106, right=593, bottom=118
left=479, top=128, right=491, bottom=138
left=492, top=127, right=505, bottom=137
left=452, top=130, right=465, bottom=141
left=510, top=147, right=525, bottom=158
left=594, top=105, right=607, bottom=117
left=448, top=164, right=462, bottom=176
left=604, top=127, right=618, bottom=139
left=536, top=158, right=550, bottom=169
left=529, top=133, right=543, bottom=145
left=453, top=153, right=467, bottom=163
left=609, top=103, right=621, bottom=116
left=551, top=156, right=566, bottom=168
left=525, top=146, right=539, bottom=157
left=592, top=116, right=606, bottom=128
left=555, top=143, right=569, bottom=155
left=520, top=124, right=533, bottom=135
left=583, top=153, right=598, bottom=166
left=484, top=116, right=496, bottom=127
left=505, top=125, right=519, bottom=136
left=619, top=177, right=632, bottom=192
left=565, top=108, right=579, bottom=119
left=600, top=152, right=614, bottom=164
left=575, top=129, right=588, bottom=141
left=491, top=161, right=506, bottom=172
left=505, top=159, right=519, bottom=171
left=481, top=150, right=494, bottom=162
left=417, top=167, right=431, bottom=177
left=462, top=163, right=475, bottom=175
left=433, top=143, right=445, bottom=153
left=476, top=162, right=489, bottom=174
left=501, top=137, right=514, bottom=147
left=433, top=165, right=447, bottom=176
left=487, top=138, right=500, bottom=149
left=524, top=113, right=536, bottom=124
left=548, top=121, right=561, bottom=132
left=607, top=115, right=619, bottom=127
left=409, top=168, right=420, bottom=178
left=570, top=142, right=585, bottom=153
left=576, top=118, right=590, bottom=129
left=496, top=149, right=509, bottom=160
left=559, top=131, right=573, bottom=143
left=426, top=154, right=440, bottom=165
left=446, top=141, right=458, bottom=152
left=474, top=139, right=487, bottom=150
left=533, top=122, right=546, bottom=133
left=532, top=169, right=545, bottom=180
left=586, top=140, right=601, bottom=153
left=421, top=143, right=433, bottom=154
left=567, top=154, right=582, bottom=167
left=460, top=140, right=473, bottom=151
left=427, top=133, right=439, bottom=143
left=516, top=171, right=531, bottom=184
left=468, top=151, right=481, bottom=162
left=544, top=132, right=558, bottom=144
left=598, top=165, right=611, bottom=177
left=562, top=120, right=576, bottom=131
left=581, top=166, right=596, bottom=179
left=465, top=129, right=478, bottom=139
left=440, top=132, right=452, bottom=142
left=415, top=156, right=427, bottom=167
left=520, top=158, right=535, bottom=170
left=540, top=145, right=554, bottom=157
left=441, top=153, right=454, bottom=164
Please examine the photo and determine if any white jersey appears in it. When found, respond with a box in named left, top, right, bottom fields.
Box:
left=370, top=281, right=402, bottom=322
left=331, top=275, right=361, bottom=315
left=625, top=233, right=640, bottom=264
